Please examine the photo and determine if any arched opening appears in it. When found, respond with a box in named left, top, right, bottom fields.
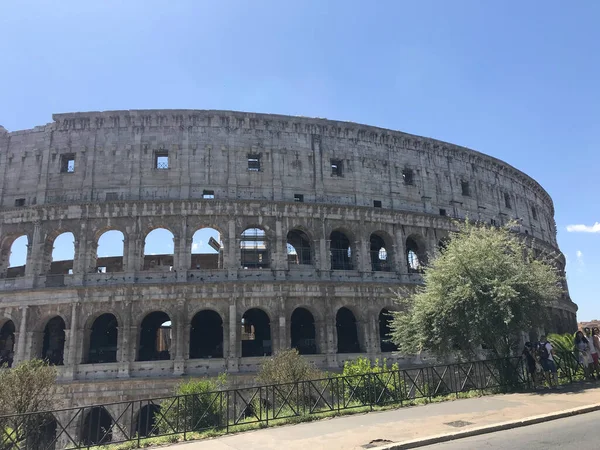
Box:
left=330, top=230, right=353, bottom=270
left=96, top=230, right=125, bottom=273
left=370, top=234, right=391, bottom=272
left=133, top=404, right=160, bottom=438
left=240, top=228, right=269, bottom=269
left=143, top=228, right=174, bottom=271
left=88, top=314, right=118, bottom=364
left=42, top=316, right=66, bottom=365
left=291, top=308, right=316, bottom=354
left=379, top=309, right=398, bottom=352
left=406, top=237, right=425, bottom=273
left=191, top=227, right=223, bottom=269
left=138, top=312, right=171, bottom=361
left=81, top=407, right=113, bottom=446
left=189, top=310, right=223, bottom=359
left=50, top=232, right=75, bottom=275
left=336, top=308, right=360, bottom=353
left=287, top=229, right=312, bottom=265
left=6, top=235, right=28, bottom=278
left=241, top=308, right=271, bottom=357
left=0, top=320, right=15, bottom=367
left=26, top=414, right=57, bottom=450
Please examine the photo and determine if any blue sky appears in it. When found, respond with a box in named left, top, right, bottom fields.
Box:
left=1, top=1, right=598, bottom=320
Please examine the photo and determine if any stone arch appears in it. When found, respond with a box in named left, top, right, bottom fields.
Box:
left=80, top=406, right=113, bottom=445
left=379, top=308, right=398, bottom=352
left=2, top=234, right=29, bottom=278
left=48, top=231, right=76, bottom=275
left=0, top=319, right=16, bottom=367
left=95, top=229, right=126, bottom=273
left=241, top=308, right=272, bottom=357
left=143, top=227, right=175, bottom=271
left=42, top=316, right=66, bottom=365
left=291, top=307, right=317, bottom=354
left=240, top=227, right=270, bottom=269
left=330, top=229, right=354, bottom=270
left=406, top=235, right=427, bottom=273
left=132, top=404, right=160, bottom=438
left=190, top=226, right=223, bottom=269
left=336, top=307, right=360, bottom=353
left=87, top=313, right=119, bottom=364
left=138, top=311, right=172, bottom=361
left=369, top=231, right=393, bottom=272
left=189, top=310, right=223, bottom=359
left=286, top=228, right=313, bottom=266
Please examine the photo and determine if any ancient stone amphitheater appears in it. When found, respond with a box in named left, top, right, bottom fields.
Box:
left=0, top=110, right=576, bottom=406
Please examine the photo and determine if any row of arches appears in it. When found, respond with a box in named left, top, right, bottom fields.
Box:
left=0, top=308, right=398, bottom=368
left=3, top=226, right=429, bottom=276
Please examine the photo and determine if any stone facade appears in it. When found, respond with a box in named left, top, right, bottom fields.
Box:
left=0, top=110, right=577, bottom=408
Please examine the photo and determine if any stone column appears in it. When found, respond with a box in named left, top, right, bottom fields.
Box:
left=25, top=221, right=43, bottom=278
left=173, top=299, right=186, bottom=375
left=394, top=229, right=407, bottom=274
left=325, top=311, right=337, bottom=368
left=226, top=219, right=238, bottom=279
left=320, top=237, right=330, bottom=280
left=12, top=306, right=28, bottom=365
left=356, top=238, right=369, bottom=275
left=64, top=303, right=79, bottom=379
left=274, top=220, right=286, bottom=279
left=118, top=302, right=132, bottom=378
left=227, top=302, right=239, bottom=372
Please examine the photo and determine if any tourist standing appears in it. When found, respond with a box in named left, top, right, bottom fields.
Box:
left=538, top=336, right=559, bottom=388
left=522, top=342, right=539, bottom=389
left=574, top=330, right=592, bottom=380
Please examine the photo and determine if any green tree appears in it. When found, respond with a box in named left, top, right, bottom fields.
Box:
left=0, top=359, right=57, bottom=449
left=390, top=221, right=562, bottom=360
left=256, top=349, right=321, bottom=385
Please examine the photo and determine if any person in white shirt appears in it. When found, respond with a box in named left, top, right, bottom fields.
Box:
left=538, top=336, right=559, bottom=388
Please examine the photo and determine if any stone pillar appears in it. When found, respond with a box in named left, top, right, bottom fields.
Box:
left=315, top=319, right=326, bottom=355
left=274, top=220, right=286, bottom=279
left=320, top=237, right=330, bottom=280
left=394, top=229, right=407, bottom=274
left=325, top=312, right=337, bottom=368
left=277, top=315, right=287, bottom=354
left=64, top=303, right=79, bottom=379
left=129, top=326, right=139, bottom=363
left=25, top=221, right=43, bottom=277
left=173, top=299, right=186, bottom=375
left=356, top=319, right=368, bottom=354
left=118, top=302, right=132, bottom=378
left=226, top=219, right=238, bottom=279
left=227, top=302, right=239, bottom=372
left=356, top=239, right=369, bottom=275
left=13, top=306, right=28, bottom=365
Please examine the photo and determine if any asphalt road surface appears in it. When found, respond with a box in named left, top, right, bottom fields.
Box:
left=419, top=410, right=600, bottom=449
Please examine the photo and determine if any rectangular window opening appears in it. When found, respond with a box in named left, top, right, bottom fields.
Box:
left=294, top=194, right=304, bottom=202
left=155, top=152, right=169, bottom=169
left=439, top=208, right=447, bottom=216
left=60, top=154, right=75, bottom=173
left=331, top=159, right=343, bottom=177
left=97, top=266, right=107, bottom=273
left=373, top=200, right=382, bottom=208
left=105, top=192, right=119, bottom=201
left=504, top=193, right=512, bottom=209
left=202, top=190, right=215, bottom=199
left=248, top=154, right=261, bottom=171
left=532, top=206, right=538, bottom=220
left=402, top=168, right=414, bottom=185
left=14, top=198, right=25, bottom=207
left=461, top=181, right=470, bottom=196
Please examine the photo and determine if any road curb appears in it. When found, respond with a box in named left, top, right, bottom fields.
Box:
left=373, top=403, right=600, bottom=449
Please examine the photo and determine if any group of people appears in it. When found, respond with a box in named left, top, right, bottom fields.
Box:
left=522, top=327, right=600, bottom=389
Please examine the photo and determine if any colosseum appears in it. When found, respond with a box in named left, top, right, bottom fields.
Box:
left=0, top=109, right=577, bottom=406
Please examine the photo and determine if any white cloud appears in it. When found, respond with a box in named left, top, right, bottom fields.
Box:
left=566, top=222, right=600, bottom=233
left=192, top=241, right=203, bottom=251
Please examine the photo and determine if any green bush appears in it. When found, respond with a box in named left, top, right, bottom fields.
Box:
left=340, top=357, right=402, bottom=405
left=257, top=349, right=321, bottom=385
left=156, top=375, right=227, bottom=434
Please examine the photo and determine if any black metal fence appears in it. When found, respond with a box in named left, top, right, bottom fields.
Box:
left=0, top=353, right=587, bottom=450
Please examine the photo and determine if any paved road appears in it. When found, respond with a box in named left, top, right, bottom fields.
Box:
left=420, top=410, right=600, bottom=449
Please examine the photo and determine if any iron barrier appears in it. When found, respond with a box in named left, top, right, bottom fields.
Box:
left=0, top=352, right=587, bottom=449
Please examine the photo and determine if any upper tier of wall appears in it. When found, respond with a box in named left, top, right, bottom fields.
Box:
left=0, top=110, right=557, bottom=246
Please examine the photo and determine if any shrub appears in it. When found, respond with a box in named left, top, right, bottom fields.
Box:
left=340, top=357, right=401, bottom=405
left=156, top=374, right=227, bottom=434
left=256, top=349, right=321, bottom=385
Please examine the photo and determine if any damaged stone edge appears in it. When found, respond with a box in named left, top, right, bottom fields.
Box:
left=373, top=403, right=600, bottom=450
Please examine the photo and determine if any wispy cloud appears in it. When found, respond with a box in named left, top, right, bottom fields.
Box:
left=192, top=241, right=203, bottom=251
left=566, top=222, right=600, bottom=233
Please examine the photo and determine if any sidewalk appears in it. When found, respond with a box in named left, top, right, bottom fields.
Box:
left=166, top=383, right=600, bottom=450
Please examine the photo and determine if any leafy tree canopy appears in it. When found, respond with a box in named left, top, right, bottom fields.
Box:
left=390, top=221, right=562, bottom=359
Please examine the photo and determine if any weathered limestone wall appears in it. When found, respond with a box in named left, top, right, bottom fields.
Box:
left=0, top=111, right=576, bottom=409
